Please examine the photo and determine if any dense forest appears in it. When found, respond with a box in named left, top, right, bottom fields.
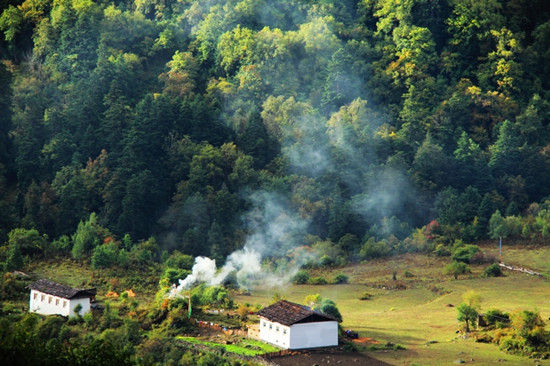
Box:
left=0, top=0, right=549, bottom=266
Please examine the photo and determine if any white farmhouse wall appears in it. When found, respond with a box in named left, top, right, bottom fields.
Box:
left=288, top=321, right=338, bottom=349
left=29, top=290, right=90, bottom=317
left=258, top=318, right=291, bottom=349
left=69, top=297, right=91, bottom=317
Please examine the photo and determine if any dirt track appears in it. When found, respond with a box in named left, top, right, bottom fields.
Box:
left=267, top=349, right=390, bottom=366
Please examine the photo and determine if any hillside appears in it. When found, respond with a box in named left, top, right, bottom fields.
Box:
left=0, top=0, right=549, bottom=364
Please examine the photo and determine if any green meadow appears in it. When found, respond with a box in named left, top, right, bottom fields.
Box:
left=235, top=246, right=550, bottom=365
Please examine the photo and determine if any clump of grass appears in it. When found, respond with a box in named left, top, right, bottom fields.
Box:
left=368, top=342, right=406, bottom=351
left=359, top=292, right=373, bottom=300
left=309, top=276, right=328, bottom=285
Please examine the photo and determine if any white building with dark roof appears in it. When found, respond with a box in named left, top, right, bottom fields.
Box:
left=256, top=300, right=339, bottom=349
left=28, top=279, right=96, bottom=317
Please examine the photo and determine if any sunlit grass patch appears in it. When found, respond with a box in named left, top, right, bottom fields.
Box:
left=176, top=336, right=279, bottom=356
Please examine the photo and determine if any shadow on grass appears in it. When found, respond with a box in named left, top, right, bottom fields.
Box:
left=353, top=326, right=426, bottom=344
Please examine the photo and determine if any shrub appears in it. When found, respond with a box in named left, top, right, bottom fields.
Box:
left=403, top=270, right=414, bottom=278
left=161, top=268, right=191, bottom=285
left=333, top=273, right=348, bottom=284
left=315, top=298, right=342, bottom=322
left=91, top=243, right=119, bottom=269
left=434, top=243, right=450, bottom=257
left=485, top=309, right=510, bottom=328
left=320, top=254, right=334, bottom=267
left=451, top=244, right=480, bottom=263
left=50, top=235, right=72, bottom=256
left=292, top=270, right=310, bottom=284
left=484, top=263, right=503, bottom=277
left=359, top=237, right=391, bottom=259
left=444, top=261, right=470, bottom=279
left=164, top=251, right=194, bottom=270
left=309, top=276, right=327, bottom=285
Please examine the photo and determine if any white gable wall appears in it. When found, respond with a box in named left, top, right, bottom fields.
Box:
left=29, top=289, right=90, bottom=317
left=289, top=321, right=338, bottom=349
left=69, top=297, right=91, bottom=317
left=259, top=318, right=291, bottom=348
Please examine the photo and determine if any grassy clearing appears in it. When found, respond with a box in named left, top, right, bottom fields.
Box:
left=176, top=336, right=279, bottom=356
left=235, top=249, right=550, bottom=365
left=25, top=258, right=160, bottom=303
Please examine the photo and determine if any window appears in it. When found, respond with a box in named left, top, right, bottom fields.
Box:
left=63, top=301, right=67, bottom=308
left=283, top=329, right=287, bottom=334
left=41, top=294, right=45, bottom=302
left=33, top=293, right=37, bottom=300
left=269, top=324, right=272, bottom=329
left=276, top=326, right=279, bottom=332
left=262, top=321, right=266, bottom=327
left=56, top=299, right=59, bottom=306
left=48, top=296, right=52, bottom=304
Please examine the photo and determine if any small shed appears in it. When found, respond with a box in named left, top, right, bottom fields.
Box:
left=256, top=300, right=339, bottom=349
left=28, top=279, right=96, bottom=317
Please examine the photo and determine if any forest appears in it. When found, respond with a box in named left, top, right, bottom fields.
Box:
left=0, top=0, right=549, bottom=269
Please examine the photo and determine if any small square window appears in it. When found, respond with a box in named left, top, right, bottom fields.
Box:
left=283, top=329, right=287, bottom=334
left=41, top=294, right=45, bottom=302
left=262, top=321, right=266, bottom=327
left=48, top=296, right=52, bottom=304
left=56, top=299, right=59, bottom=306
left=269, top=324, right=272, bottom=329
left=33, top=293, right=37, bottom=300
left=63, top=301, right=67, bottom=308
left=276, top=326, right=279, bottom=332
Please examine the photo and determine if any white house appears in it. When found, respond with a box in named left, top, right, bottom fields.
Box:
left=29, top=279, right=96, bottom=317
left=256, top=300, right=339, bottom=349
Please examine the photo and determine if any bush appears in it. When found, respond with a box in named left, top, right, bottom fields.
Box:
left=309, top=276, right=327, bottom=285
left=333, top=273, right=348, bottom=284
left=451, top=244, right=480, bottom=263
left=292, top=270, right=310, bottom=284
left=434, top=244, right=450, bottom=257
left=164, top=251, right=194, bottom=270
left=161, top=268, right=191, bottom=285
left=359, top=238, right=391, bottom=259
left=485, top=309, right=510, bottom=328
left=484, top=263, right=503, bottom=277
left=50, top=235, right=72, bottom=256
left=315, top=298, right=342, bottom=322
left=320, top=254, right=334, bottom=267
left=91, top=243, right=119, bottom=269
left=403, top=270, right=414, bottom=278
left=444, top=261, right=470, bottom=279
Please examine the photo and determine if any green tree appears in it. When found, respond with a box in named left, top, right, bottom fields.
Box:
left=4, top=242, right=24, bottom=271
left=91, top=242, right=119, bottom=269
left=457, top=303, right=478, bottom=332
left=444, top=261, right=470, bottom=279
left=7, top=228, right=47, bottom=257
left=72, top=213, right=102, bottom=259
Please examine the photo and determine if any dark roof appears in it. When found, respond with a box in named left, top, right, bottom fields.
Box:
left=29, top=279, right=96, bottom=299
left=256, top=300, right=338, bottom=326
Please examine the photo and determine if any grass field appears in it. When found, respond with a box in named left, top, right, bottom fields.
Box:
left=176, top=336, right=279, bottom=356
left=235, top=246, right=550, bottom=365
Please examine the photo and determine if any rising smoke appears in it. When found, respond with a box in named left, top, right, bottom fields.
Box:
left=172, top=191, right=311, bottom=294
left=171, top=0, right=418, bottom=296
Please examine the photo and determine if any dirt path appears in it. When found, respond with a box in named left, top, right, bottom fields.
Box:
left=266, top=349, right=390, bottom=366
